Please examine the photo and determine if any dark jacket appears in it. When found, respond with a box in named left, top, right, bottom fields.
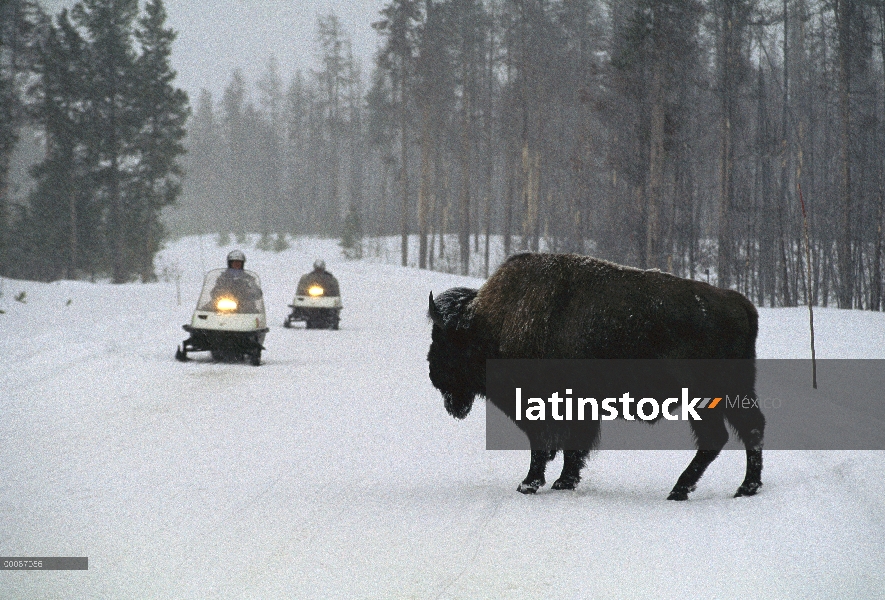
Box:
left=211, top=269, right=263, bottom=312
left=297, top=268, right=340, bottom=297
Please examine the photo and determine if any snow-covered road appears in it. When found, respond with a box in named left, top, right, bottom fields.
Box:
left=2, top=236, right=884, bottom=598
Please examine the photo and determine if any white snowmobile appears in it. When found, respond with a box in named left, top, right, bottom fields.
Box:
left=175, top=265, right=269, bottom=365
left=283, top=260, right=342, bottom=330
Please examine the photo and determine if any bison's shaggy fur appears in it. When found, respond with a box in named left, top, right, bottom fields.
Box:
left=427, top=253, right=764, bottom=500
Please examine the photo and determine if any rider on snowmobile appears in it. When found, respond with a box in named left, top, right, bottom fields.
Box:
left=296, top=259, right=340, bottom=297
left=210, top=250, right=263, bottom=313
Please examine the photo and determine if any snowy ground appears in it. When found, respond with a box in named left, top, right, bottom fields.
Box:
left=2, top=235, right=884, bottom=599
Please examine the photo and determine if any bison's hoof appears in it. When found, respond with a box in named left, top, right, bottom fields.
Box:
left=551, top=477, right=578, bottom=491
left=666, top=485, right=695, bottom=501
left=517, top=480, right=543, bottom=494
left=734, top=481, right=762, bottom=498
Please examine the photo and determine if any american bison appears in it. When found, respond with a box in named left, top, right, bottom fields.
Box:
left=427, top=253, right=764, bottom=500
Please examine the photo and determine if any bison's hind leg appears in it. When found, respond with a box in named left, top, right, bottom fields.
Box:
left=667, top=418, right=730, bottom=501
left=551, top=450, right=590, bottom=490
left=667, top=450, right=721, bottom=501
left=517, top=447, right=557, bottom=494
left=727, top=407, right=765, bottom=497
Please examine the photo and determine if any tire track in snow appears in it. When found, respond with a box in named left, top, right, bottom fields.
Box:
left=433, top=487, right=507, bottom=599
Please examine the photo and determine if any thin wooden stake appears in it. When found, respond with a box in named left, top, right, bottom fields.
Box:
left=798, top=182, right=817, bottom=389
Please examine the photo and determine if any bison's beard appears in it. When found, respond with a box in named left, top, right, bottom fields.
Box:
left=443, top=391, right=475, bottom=420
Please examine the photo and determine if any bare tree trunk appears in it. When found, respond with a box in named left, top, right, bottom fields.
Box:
left=428, top=144, right=439, bottom=270
left=400, top=75, right=410, bottom=267
left=836, top=0, right=853, bottom=307
left=717, top=2, right=736, bottom=290
left=440, top=203, right=448, bottom=263
left=459, top=94, right=471, bottom=276
left=330, top=121, right=340, bottom=239
left=778, top=0, right=794, bottom=306
left=484, top=191, right=490, bottom=278
left=647, top=66, right=665, bottom=270
left=686, top=156, right=697, bottom=281
left=483, top=83, right=493, bottom=278
left=379, top=156, right=391, bottom=237
left=873, top=189, right=883, bottom=310
left=474, top=191, right=480, bottom=254
left=109, top=73, right=125, bottom=284
left=778, top=204, right=793, bottom=306
left=503, top=147, right=514, bottom=257
left=418, top=107, right=431, bottom=268
left=754, top=65, right=767, bottom=305
left=522, top=142, right=540, bottom=252
left=874, top=5, right=885, bottom=310
left=715, top=0, right=753, bottom=290
left=68, top=185, right=77, bottom=279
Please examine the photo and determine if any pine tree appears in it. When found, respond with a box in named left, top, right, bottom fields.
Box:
left=221, top=69, right=247, bottom=241
left=345, top=55, right=365, bottom=255
left=340, top=204, right=363, bottom=258
left=0, top=0, right=44, bottom=272
left=373, top=0, right=422, bottom=266
left=20, top=0, right=186, bottom=282
left=712, top=0, right=753, bottom=289
left=450, top=0, right=489, bottom=275
left=0, top=47, right=16, bottom=221
left=316, top=13, right=356, bottom=238
left=606, top=0, right=704, bottom=269
left=71, top=0, right=140, bottom=282
left=133, top=0, right=188, bottom=281
left=0, top=61, right=15, bottom=268
left=365, top=66, right=398, bottom=238
left=257, top=55, right=283, bottom=241
left=26, top=10, right=92, bottom=281
left=179, top=88, right=221, bottom=236
left=284, top=72, right=308, bottom=234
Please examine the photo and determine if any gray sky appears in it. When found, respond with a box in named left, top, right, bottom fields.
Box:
left=42, top=0, right=387, bottom=101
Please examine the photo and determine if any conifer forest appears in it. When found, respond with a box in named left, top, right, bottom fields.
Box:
left=2, top=0, right=885, bottom=310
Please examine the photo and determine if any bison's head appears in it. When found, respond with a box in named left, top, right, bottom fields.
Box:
left=427, top=288, right=486, bottom=419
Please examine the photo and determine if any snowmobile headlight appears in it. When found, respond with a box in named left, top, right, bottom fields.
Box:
left=216, top=297, right=238, bottom=312
left=308, top=285, right=324, bottom=297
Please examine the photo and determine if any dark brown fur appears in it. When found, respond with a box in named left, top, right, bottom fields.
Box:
left=428, top=253, right=764, bottom=500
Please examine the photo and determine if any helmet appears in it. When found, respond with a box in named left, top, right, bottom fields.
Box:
left=227, top=249, right=246, bottom=268
left=313, top=259, right=326, bottom=271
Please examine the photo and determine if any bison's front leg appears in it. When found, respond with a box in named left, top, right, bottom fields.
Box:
left=517, top=446, right=557, bottom=494
left=551, top=450, right=590, bottom=490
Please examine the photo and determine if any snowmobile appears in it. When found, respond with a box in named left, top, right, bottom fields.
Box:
left=283, top=266, right=342, bottom=330
left=175, top=268, right=269, bottom=365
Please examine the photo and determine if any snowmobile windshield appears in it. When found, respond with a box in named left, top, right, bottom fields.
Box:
left=197, top=268, right=265, bottom=314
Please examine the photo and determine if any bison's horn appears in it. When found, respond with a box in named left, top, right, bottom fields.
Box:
left=428, top=292, right=445, bottom=327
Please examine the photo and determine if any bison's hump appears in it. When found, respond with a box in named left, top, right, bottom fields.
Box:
left=473, top=252, right=757, bottom=360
